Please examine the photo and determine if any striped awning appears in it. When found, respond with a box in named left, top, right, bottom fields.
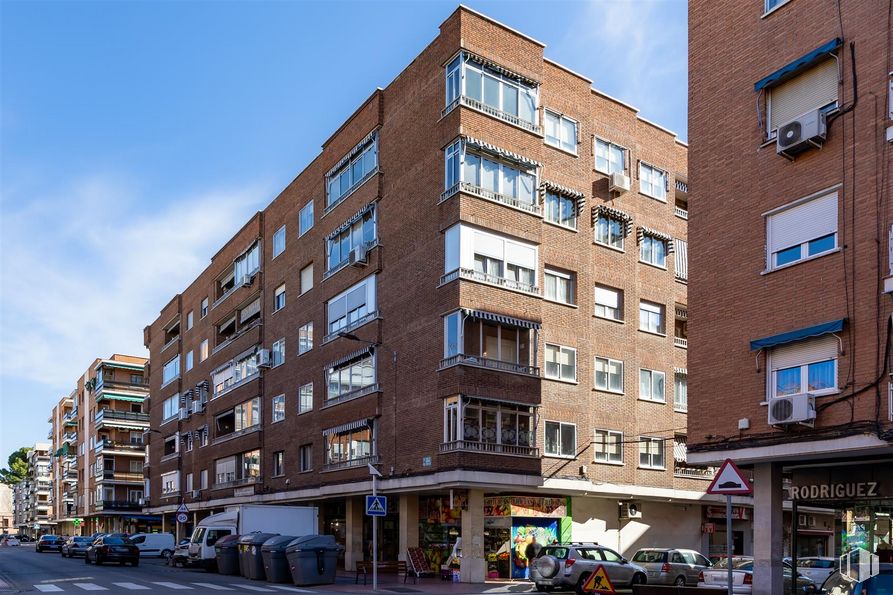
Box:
left=463, top=136, right=541, bottom=169
left=326, top=346, right=374, bottom=371
left=674, top=367, right=688, bottom=375
left=100, top=392, right=145, bottom=403
left=326, top=128, right=379, bottom=178
left=463, top=51, right=539, bottom=87
left=592, top=205, right=634, bottom=236
left=239, top=298, right=261, bottom=323
left=541, top=180, right=586, bottom=214
left=326, top=202, right=375, bottom=241
left=637, top=226, right=675, bottom=252
left=322, top=418, right=373, bottom=437
left=461, top=308, right=541, bottom=330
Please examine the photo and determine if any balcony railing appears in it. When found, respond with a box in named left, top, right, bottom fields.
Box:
left=211, top=476, right=262, bottom=491
left=439, top=353, right=540, bottom=377
left=95, top=439, right=145, bottom=454
left=322, top=454, right=380, bottom=473
left=322, top=311, right=378, bottom=344
left=322, top=383, right=380, bottom=408
left=674, top=206, right=689, bottom=220
left=674, top=337, right=688, bottom=349
left=439, top=181, right=542, bottom=216
left=63, top=431, right=77, bottom=443
left=441, top=95, right=542, bottom=134
left=95, top=380, right=149, bottom=399
left=63, top=410, right=78, bottom=424
left=161, top=335, right=180, bottom=353
left=95, top=410, right=150, bottom=425
left=674, top=465, right=715, bottom=480
left=99, top=470, right=144, bottom=482
left=675, top=179, right=688, bottom=194
left=439, top=267, right=539, bottom=296
left=95, top=500, right=142, bottom=511
left=439, top=440, right=538, bottom=457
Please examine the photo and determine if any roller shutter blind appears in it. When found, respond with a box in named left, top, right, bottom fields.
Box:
left=769, top=58, right=838, bottom=131
left=595, top=286, right=620, bottom=308
left=674, top=239, right=688, bottom=280
left=767, top=192, right=837, bottom=253
left=770, top=335, right=838, bottom=370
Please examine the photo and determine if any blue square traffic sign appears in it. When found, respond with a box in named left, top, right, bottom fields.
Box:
left=366, top=495, right=387, bottom=516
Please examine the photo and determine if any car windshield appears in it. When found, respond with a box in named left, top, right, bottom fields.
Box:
left=103, top=537, right=131, bottom=545
left=191, top=528, right=205, bottom=545
left=541, top=546, right=569, bottom=560
left=712, top=557, right=754, bottom=569
left=800, top=559, right=836, bottom=568
left=633, top=550, right=668, bottom=563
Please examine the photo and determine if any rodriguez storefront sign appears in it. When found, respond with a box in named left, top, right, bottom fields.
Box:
left=790, top=463, right=891, bottom=502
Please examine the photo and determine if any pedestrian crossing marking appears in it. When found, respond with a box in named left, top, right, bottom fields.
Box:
left=190, top=584, right=234, bottom=591
left=232, top=585, right=274, bottom=592
left=268, top=587, right=315, bottom=593
left=33, top=586, right=63, bottom=593
left=26, top=581, right=316, bottom=592
left=151, top=582, right=194, bottom=590
left=111, top=583, right=149, bottom=590
left=72, top=584, right=107, bottom=591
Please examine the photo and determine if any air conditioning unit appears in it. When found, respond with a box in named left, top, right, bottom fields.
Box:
left=619, top=501, right=642, bottom=519
left=191, top=400, right=204, bottom=414
left=241, top=273, right=254, bottom=288
left=776, top=109, right=827, bottom=157
left=192, top=490, right=201, bottom=499
left=349, top=245, right=369, bottom=267
left=178, top=407, right=189, bottom=420
left=257, top=349, right=272, bottom=368
left=768, top=393, right=817, bottom=427
left=609, top=172, right=631, bottom=193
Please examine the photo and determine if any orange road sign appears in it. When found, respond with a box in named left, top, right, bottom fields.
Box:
left=582, top=564, right=616, bottom=594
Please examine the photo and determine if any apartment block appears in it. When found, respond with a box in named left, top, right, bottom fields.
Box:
left=688, top=0, right=893, bottom=591
left=48, top=393, right=77, bottom=534
left=12, top=443, right=52, bottom=537
left=144, top=7, right=718, bottom=581
left=0, top=484, right=12, bottom=535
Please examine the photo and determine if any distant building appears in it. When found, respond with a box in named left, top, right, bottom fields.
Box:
left=12, top=443, right=51, bottom=537
left=0, top=484, right=13, bottom=534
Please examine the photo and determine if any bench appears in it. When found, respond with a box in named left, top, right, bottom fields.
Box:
left=355, top=560, right=408, bottom=584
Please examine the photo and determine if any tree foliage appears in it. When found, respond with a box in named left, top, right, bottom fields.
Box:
left=0, top=447, right=31, bottom=486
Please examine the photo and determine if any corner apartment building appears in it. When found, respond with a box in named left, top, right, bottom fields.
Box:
left=145, top=6, right=720, bottom=581
left=49, top=393, right=78, bottom=534
left=688, top=0, right=893, bottom=591
left=12, top=443, right=52, bottom=537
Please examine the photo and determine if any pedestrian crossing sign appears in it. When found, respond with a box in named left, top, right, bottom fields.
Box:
left=581, top=564, right=615, bottom=593
left=365, top=495, right=387, bottom=516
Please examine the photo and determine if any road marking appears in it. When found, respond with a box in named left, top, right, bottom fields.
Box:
left=151, top=582, right=194, bottom=590
left=33, top=586, right=64, bottom=593
left=232, top=585, right=275, bottom=592
left=111, top=584, right=149, bottom=591
left=190, top=584, right=234, bottom=591
left=73, top=584, right=108, bottom=591
left=268, top=587, right=315, bottom=593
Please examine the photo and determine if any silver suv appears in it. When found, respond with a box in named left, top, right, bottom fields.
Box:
left=530, top=543, right=648, bottom=593
left=631, top=547, right=712, bottom=586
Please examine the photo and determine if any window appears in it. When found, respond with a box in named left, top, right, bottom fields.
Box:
left=161, top=471, right=179, bottom=495
left=162, top=395, right=179, bottom=421
left=639, top=163, right=667, bottom=200
left=444, top=395, right=535, bottom=451
left=272, top=225, right=286, bottom=258
left=326, top=275, right=376, bottom=338
left=327, top=355, right=375, bottom=402
left=639, top=437, right=665, bottom=469
left=273, top=284, right=285, bottom=312
left=545, top=344, right=576, bottom=382
left=224, top=242, right=260, bottom=293
left=185, top=473, right=193, bottom=492
left=324, top=423, right=374, bottom=467
left=271, top=339, right=285, bottom=367
left=200, top=339, right=209, bottom=362
left=594, top=429, right=623, bottom=464
left=544, top=268, right=575, bottom=304
left=273, top=451, right=284, bottom=477
left=326, top=205, right=376, bottom=273
left=544, top=421, right=576, bottom=457
left=300, top=264, right=313, bottom=294
left=640, top=235, right=667, bottom=267
left=200, top=469, right=208, bottom=489
left=443, top=224, right=538, bottom=294
left=595, top=214, right=625, bottom=250
left=544, top=191, right=577, bottom=229
left=769, top=335, right=838, bottom=398
left=214, top=398, right=260, bottom=440
left=444, top=140, right=537, bottom=211
left=299, top=201, right=314, bottom=236
left=214, top=449, right=260, bottom=486
left=639, top=301, right=665, bottom=334
left=299, top=444, right=313, bottom=472
left=185, top=351, right=194, bottom=372
left=162, top=356, right=180, bottom=386
left=272, top=395, right=285, bottom=423
left=445, top=53, right=538, bottom=129
left=298, top=322, right=313, bottom=354
left=595, top=357, right=624, bottom=393
left=441, top=311, right=536, bottom=372
left=764, top=0, right=790, bottom=13
left=639, top=369, right=666, bottom=402
left=544, top=110, right=577, bottom=153
left=298, top=383, right=313, bottom=413
left=595, top=285, right=623, bottom=321
left=199, top=429, right=208, bottom=447
left=674, top=373, right=688, bottom=412
left=595, top=138, right=626, bottom=174
left=768, top=58, right=838, bottom=134
left=186, top=311, right=193, bottom=331
left=766, top=190, right=838, bottom=270
left=212, top=350, right=261, bottom=397
left=200, top=297, right=208, bottom=319
left=326, top=133, right=378, bottom=208
left=163, top=435, right=177, bottom=457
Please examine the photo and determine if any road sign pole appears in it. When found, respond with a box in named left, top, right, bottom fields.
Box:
left=372, top=472, right=378, bottom=592
left=726, top=494, right=733, bottom=595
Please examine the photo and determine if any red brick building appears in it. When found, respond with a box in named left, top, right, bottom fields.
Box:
left=145, top=7, right=714, bottom=581
left=688, top=0, right=893, bottom=590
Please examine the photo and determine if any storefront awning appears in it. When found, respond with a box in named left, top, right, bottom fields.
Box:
left=754, top=38, right=842, bottom=91
left=750, top=319, right=845, bottom=351
left=461, top=308, right=541, bottom=330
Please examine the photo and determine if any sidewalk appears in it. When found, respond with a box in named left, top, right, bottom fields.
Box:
left=330, top=571, right=537, bottom=593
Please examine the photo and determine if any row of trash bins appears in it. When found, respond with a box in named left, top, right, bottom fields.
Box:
left=215, top=533, right=343, bottom=585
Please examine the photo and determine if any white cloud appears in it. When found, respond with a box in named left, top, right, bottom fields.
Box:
left=0, top=173, right=267, bottom=388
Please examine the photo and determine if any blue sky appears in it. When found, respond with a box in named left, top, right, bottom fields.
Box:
left=0, top=0, right=687, bottom=457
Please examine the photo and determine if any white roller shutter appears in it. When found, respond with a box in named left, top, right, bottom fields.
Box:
left=767, top=191, right=838, bottom=253
left=505, top=241, right=536, bottom=269
left=770, top=335, right=838, bottom=370
left=473, top=231, right=504, bottom=259
left=674, top=239, right=688, bottom=280
left=595, top=286, right=619, bottom=309
left=769, top=58, right=838, bottom=130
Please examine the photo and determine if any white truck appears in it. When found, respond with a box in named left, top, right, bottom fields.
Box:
left=188, top=504, right=318, bottom=569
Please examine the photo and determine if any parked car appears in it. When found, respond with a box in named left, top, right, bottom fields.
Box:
left=699, top=556, right=817, bottom=593
left=1, top=535, right=21, bottom=547
left=36, top=535, right=64, bottom=553
left=85, top=535, right=139, bottom=566
left=168, top=539, right=195, bottom=568
left=819, top=562, right=893, bottom=594
left=128, top=532, right=175, bottom=558
left=15, top=534, right=33, bottom=543
left=61, top=536, right=94, bottom=558
left=632, top=547, right=712, bottom=586
left=794, top=557, right=840, bottom=585
left=530, top=542, right=648, bottom=593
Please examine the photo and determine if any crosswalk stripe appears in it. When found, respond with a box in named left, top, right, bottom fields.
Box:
left=190, top=584, right=234, bottom=591
left=231, top=585, right=275, bottom=592
left=151, top=582, right=194, bottom=590
left=33, top=586, right=64, bottom=593
left=111, top=584, right=150, bottom=591
left=268, top=587, right=315, bottom=593
left=73, top=584, right=108, bottom=591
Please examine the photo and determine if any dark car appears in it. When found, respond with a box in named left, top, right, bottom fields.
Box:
left=61, top=536, right=94, bottom=558
left=819, top=562, right=893, bottom=594
left=14, top=534, right=33, bottom=543
left=36, top=535, right=64, bottom=553
left=85, top=536, right=139, bottom=566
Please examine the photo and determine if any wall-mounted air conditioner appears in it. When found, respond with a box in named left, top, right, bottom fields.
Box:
left=768, top=393, right=816, bottom=427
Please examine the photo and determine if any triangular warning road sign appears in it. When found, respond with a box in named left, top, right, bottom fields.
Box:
left=176, top=503, right=189, bottom=514
left=581, top=564, right=615, bottom=593
left=706, top=459, right=753, bottom=495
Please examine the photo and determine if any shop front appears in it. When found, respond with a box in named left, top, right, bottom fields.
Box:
left=419, top=493, right=466, bottom=572
left=704, top=504, right=752, bottom=558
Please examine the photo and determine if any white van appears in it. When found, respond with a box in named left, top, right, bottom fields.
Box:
left=129, top=533, right=176, bottom=558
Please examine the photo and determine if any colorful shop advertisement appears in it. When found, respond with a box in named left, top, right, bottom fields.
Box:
left=511, top=520, right=559, bottom=579
left=484, top=496, right=568, bottom=518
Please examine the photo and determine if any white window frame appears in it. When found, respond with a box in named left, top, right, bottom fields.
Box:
left=639, top=436, right=666, bottom=469
left=298, top=383, right=313, bottom=414
left=299, top=201, right=314, bottom=237
left=595, top=285, right=623, bottom=321
left=272, top=394, right=285, bottom=423
left=544, top=344, right=577, bottom=382
left=162, top=395, right=179, bottom=423
left=765, top=189, right=838, bottom=271
left=445, top=52, right=539, bottom=128
left=272, top=225, right=286, bottom=258
left=639, top=368, right=667, bottom=403
left=763, top=0, right=791, bottom=15
left=200, top=339, right=209, bottom=362
left=639, top=300, right=665, bottom=335
left=326, top=135, right=378, bottom=209
left=200, top=469, right=208, bottom=490
left=594, top=357, right=624, bottom=393
left=200, top=297, right=208, bottom=319
left=639, top=234, right=668, bottom=268
left=271, top=338, right=285, bottom=367
left=595, top=214, right=625, bottom=250
left=674, top=373, right=688, bottom=412
left=185, top=350, right=194, bottom=372
left=162, top=356, right=180, bottom=387
left=543, top=191, right=578, bottom=230
left=298, top=321, right=313, bottom=354
left=543, top=268, right=575, bottom=305
left=300, top=264, right=313, bottom=294
left=771, top=359, right=838, bottom=399
left=544, top=421, right=576, bottom=458
left=639, top=162, right=668, bottom=201
left=594, top=138, right=627, bottom=175
left=326, top=275, right=376, bottom=338
left=273, top=284, right=285, bottom=312
left=326, top=206, right=377, bottom=273
left=593, top=429, right=623, bottom=464
left=544, top=109, right=578, bottom=154
left=272, top=451, right=284, bottom=477
left=186, top=311, right=193, bottom=331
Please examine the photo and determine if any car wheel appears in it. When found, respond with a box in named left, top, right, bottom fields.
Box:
left=674, top=576, right=686, bottom=586
left=533, top=555, right=560, bottom=579
left=630, top=572, right=647, bottom=587
left=161, top=549, right=172, bottom=560
left=36, top=547, right=42, bottom=553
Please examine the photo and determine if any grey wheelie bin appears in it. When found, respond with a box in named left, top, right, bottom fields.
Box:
left=238, top=532, right=279, bottom=580
left=285, top=535, right=342, bottom=586
left=261, top=535, right=298, bottom=583
left=214, top=535, right=242, bottom=575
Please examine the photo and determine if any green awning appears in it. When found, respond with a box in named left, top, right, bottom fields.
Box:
left=97, top=392, right=145, bottom=402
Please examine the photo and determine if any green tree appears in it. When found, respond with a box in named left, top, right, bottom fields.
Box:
left=0, top=447, right=31, bottom=486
